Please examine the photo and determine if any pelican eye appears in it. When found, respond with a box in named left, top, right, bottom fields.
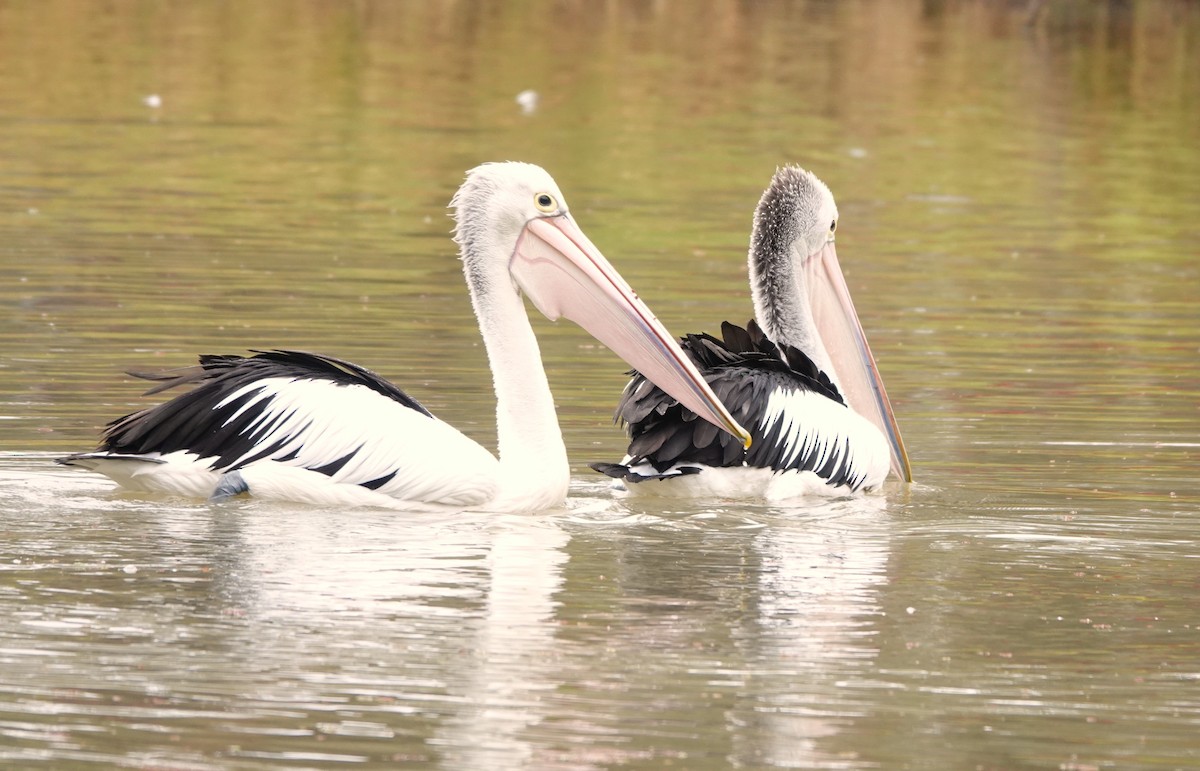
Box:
left=534, top=193, right=558, bottom=213
left=830, top=220, right=837, bottom=233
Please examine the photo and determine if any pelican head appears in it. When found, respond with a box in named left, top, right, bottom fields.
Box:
left=452, top=162, right=751, bottom=449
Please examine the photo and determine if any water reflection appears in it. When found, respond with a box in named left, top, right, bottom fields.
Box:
left=435, top=516, right=569, bottom=769
left=0, top=463, right=906, bottom=768
left=729, top=497, right=891, bottom=768
left=543, top=491, right=897, bottom=768
left=198, top=504, right=576, bottom=767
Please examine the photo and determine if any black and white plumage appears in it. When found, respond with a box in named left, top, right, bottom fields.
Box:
left=592, top=166, right=911, bottom=499
left=64, top=350, right=488, bottom=508
left=59, top=162, right=750, bottom=511
left=593, top=319, right=884, bottom=491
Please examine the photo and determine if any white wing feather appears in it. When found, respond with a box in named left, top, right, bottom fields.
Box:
left=758, top=387, right=890, bottom=491
left=214, top=377, right=501, bottom=507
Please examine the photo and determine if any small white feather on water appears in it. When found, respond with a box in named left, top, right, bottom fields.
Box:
left=515, top=90, right=538, bottom=115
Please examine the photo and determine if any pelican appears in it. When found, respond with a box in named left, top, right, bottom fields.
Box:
left=59, top=162, right=750, bottom=511
left=591, top=166, right=912, bottom=499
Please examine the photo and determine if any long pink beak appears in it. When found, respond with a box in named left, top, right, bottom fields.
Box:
left=805, top=240, right=913, bottom=482
left=511, top=214, right=751, bottom=449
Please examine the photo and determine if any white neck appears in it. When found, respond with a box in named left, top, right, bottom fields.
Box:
left=468, top=267, right=570, bottom=511
left=750, top=245, right=836, bottom=379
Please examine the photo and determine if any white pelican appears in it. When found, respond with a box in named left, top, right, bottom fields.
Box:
left=60, top=162, right=750, bottom=511
left=592, top=166, right=912, bottom=499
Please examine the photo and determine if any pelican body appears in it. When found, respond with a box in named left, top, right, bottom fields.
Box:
left=60, top=162, right=749, bottom=511
left=592, top=166, right=911, bottom=499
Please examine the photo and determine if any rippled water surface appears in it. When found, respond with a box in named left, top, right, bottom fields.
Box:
left=2, top=1, right=1198, bottom=768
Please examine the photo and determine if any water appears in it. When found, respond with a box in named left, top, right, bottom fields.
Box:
left=2, top=1, right=1199, bottom=768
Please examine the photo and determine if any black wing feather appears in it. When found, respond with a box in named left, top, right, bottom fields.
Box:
left=591, top=319, right=853, bottom=482
left=99, top=350, right=432, bottom=473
